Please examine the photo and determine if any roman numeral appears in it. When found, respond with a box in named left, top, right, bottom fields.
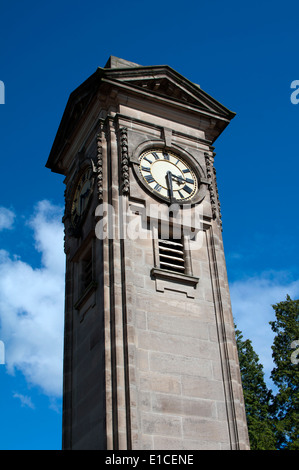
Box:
left=163, top=152, right=170, bottom=160
left=154, top=183, right=162, bottom=192
left=152, top=152, right=160, bottom=160
left=145, top=174, right=155, bottom=183
left=183, top=185, right=192, bottom=194
left=182, top=169, right=190, bottom=173
left=185, top=178, right=194, bottom=184
left=141, top=166, right=151, bottom=172
left=178, top=190, right=184, bottom=198
left=143, top=157, right=153, bottom=164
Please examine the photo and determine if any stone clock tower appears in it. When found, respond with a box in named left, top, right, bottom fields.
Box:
left=46, top=56, right=249, bottom=450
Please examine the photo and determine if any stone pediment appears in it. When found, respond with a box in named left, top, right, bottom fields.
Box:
left=46, top=57, right=235, bottom=173
left=102, top=60, right=235, bottom=121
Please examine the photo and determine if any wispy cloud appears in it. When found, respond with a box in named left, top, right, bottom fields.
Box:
left=13, top=392, right=35, bottom=409
left=0, top=207, right=15, bottom=231
left=0, top=200, right=65, bottom=397
left=230, top=271, right=299, bottom=386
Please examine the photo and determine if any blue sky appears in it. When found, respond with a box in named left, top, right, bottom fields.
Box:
left=0, top=0, right=299, bottom=450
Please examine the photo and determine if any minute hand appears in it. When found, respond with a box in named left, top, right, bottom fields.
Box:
left=170, top=173, right=193, bottom=184
left=166, top=171, right=175, bottom=203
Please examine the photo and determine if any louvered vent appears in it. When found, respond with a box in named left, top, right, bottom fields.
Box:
left=158, top=238, right=185, bottom=274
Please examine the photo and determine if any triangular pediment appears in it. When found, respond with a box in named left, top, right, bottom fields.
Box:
left=47, top=57, right=235, bottom=173
left=103, top=63, right=235, bottom=120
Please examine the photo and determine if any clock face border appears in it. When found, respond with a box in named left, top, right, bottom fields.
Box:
left=69, top=163, right=95, bottom=231
left=132, top=146, right=206, bottom=206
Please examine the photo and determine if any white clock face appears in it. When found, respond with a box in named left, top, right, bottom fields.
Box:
left=139, top=149, right=198, bottom=202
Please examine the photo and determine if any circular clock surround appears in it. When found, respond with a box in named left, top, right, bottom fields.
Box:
left=138, top=148, right=200, bottom=204
left=70, top=165, right=94, bottom=229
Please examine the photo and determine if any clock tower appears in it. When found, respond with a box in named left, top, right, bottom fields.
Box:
left=46, top=56, right=249, bottom=450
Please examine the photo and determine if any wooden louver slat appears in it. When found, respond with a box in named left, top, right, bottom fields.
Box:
left=158, top=238, right=185, bottom=274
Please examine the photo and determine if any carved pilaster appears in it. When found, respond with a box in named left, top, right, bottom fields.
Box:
left=213, top=165, right=222, bottom=230
left=120, top=127, right=129, bottom=195
left=205, top=152, right=217, bottom=219
left=97, top=132, right=103, bottom=201
left=204, top=152, right=222, bottom=229
left=63, top=187, right=69, bottom=254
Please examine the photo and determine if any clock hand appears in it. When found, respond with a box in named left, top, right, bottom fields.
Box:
left=79, top=188, right=91, bottom=214
left=170, top=173, right=186, bottom=185
left=166, top=171, right=175, bottom=203
left=81, top=187, right=90, bottom=199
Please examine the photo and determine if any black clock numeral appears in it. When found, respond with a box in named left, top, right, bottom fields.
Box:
left=185, top=178, right=194, bottom=184
left=152, top=152, right=160, bottom=160
left=163, top=152, right=170, bottom=160
left=154, top=183, right=162, bottom=192
left=178, top=190, right=184, bottom=198
left=183, top=185, right=192, bottom=194
left=143, top=156, right=153, bottom=164
left=145, top=174, right=155, bottom=183
left=141, top=166, right=151, bottom=172
left=183, top=169, right=190, bottom=173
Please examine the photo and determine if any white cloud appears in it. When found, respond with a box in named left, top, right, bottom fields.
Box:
left=0, top=207, right=15, bottom=231
left=0, top=200, right=65, bottom=397
left=230, top=271, right=299, bottom=386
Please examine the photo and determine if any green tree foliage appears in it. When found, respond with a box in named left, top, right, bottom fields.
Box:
left=270, top=295, right=299, bottom=450
left=235, top=327, right=276, bottom=450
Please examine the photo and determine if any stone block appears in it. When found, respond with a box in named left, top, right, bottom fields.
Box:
left=182, top=416, right=230, bottom=444
left=138, top=329, right=218, bottom=361
left=181, top=375, right=225, bottom=401
left=153, top=436, right=184, bottom=450
left=147, top=311, right=210, bottom=339
left=139, top=371, right=181, bottom=395
left=152, top=393, right=217, bottom=419
left=150, top=351, right=212, bottom=378
left=141, top=412, right=182, bottom=438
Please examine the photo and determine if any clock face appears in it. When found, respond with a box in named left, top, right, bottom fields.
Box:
left=71, top=167, right=93, bottom=228
left=139, top=149, right=198, bottom=202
